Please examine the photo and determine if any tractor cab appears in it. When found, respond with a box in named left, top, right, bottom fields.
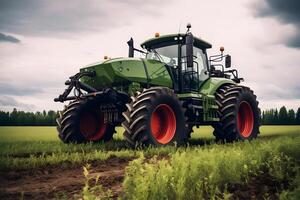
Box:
left=129, top=25, right=212, bottom=93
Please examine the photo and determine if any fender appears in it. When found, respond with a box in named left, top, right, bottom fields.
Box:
left=200, top=77, right=235, bottom=96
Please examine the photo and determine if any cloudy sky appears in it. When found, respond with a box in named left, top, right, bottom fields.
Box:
left=0, top=0, right=299, bottom=112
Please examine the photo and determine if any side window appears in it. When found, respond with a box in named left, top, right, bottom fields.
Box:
left=193, top=47, right=208, bottom=81
left=181, top=46, right=208, bottom=80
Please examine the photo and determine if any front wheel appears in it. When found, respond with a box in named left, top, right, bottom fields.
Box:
left=56, top=98, right=116, bottom=143
left=213, top=85, right=260, bottom=142
left=122, top=87, right=188, bottom=146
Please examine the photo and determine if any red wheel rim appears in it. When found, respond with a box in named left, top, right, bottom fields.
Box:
left=150, top=104, right=176, bottom=144
left=237, top=101, right=254, bottom=138
left=79, top=111, right=107, bottom=141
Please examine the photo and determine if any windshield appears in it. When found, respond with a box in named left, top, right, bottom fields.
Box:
left=146, top=45, right=178, bottom=67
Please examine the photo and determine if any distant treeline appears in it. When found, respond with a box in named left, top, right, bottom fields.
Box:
left=0, top=106, right=300, bottom=126
left=261, top=106, right=300, bottom=125
left=0, top=108, right=57, bottom=126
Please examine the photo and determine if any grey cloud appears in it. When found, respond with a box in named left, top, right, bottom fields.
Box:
left=256, top=0, right=300, bottom=21
left=286, top=36, right=300, bottom=48
left=291, top=85, right=300, bottom=99
left=0, top=96, right=36, bottom=110
left=255, top=0, right=300, bottom=48
left=0, top=95, right=19, bottom=106
left=0, top=32, right=20, bottom=43
left=0, top=83, right=42, bottom=96
left=252, top=83, right=300, bottom=101
left=0, top=0, right=167, bottom=36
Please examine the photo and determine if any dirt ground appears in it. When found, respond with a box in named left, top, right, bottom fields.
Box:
left=0, top=156, right=293, bottom=200
left=0, top=157, right=132, bottom=199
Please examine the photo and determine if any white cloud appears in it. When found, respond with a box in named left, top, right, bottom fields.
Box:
left=0, top=0, right=299, bottom=112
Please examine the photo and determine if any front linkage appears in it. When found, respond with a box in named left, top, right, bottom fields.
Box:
left=54, top=71, right=130, bottom=143
left=54, top=71, right=129, bottom=104
left=54, top=71, right=97, bottom=102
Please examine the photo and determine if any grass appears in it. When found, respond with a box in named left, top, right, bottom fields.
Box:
left=0, top=126, right=216, bottom=142
left=0, top=126, right=299, bottom=170
left=0, top=126, right=57, bottom=142
left=1, top=125, right=299, bottom=142
left=122, top=136, right=300, bottom=199
left=0, top=125, right=299, bottom=199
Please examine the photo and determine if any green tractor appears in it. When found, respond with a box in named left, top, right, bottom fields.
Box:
left=54, top=24, right=260, bottom=146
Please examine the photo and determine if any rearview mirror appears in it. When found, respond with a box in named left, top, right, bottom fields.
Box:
left=185, top=33, right=194, bottom=69
left=225, top=55, right=231, bottom=68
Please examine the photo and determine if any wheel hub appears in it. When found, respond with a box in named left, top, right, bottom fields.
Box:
left=150, top=104, right=176, bottom=144
left=237, top=101, right=254, bottom=138
left=80, top=111, right=107, bottom=141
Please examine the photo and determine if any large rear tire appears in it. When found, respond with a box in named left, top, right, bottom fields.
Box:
left=213, top=85, right=260, bottom=142
left=56, top=98, right=116, bottom=143
left=122, top=87, right=188, bottom=147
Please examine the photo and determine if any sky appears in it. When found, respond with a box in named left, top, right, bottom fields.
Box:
left=0, top=0, right=299, bottom=112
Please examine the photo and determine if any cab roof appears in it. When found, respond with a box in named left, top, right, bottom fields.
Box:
left=140, top=33, right=212, bottom=50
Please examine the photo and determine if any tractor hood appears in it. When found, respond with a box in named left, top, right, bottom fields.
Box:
left=80, top=57, right=173, bottom=90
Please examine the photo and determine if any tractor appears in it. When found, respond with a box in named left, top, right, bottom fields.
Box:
left=54, top=24, right=260, bottom=146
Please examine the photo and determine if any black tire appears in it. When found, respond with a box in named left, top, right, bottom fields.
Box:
left=213, top=85, right=260, bottom=142
left=186, top=125, right=194, bottom=139
left=56, top=98, right=116, bottom=143
left=122, top=87, right=188, bottom=147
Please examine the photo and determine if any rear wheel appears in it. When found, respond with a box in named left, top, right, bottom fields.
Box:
left=122, top=87, right=188, bottom=146
left=56, top=98, right=116, bottom=143
left=213, top=85, right=260, bottom=142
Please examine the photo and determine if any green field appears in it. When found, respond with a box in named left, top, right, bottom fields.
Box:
left=0, top=126, right=299, bottom=199
left=0, top=126, right=299, bottom=169
left=1, top=125, right=299, bottom=142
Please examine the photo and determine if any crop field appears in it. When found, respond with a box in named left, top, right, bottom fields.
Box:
left=0, top=126, right=299, bottom=199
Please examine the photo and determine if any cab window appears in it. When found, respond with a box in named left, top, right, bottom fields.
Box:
left=181, top=46, right=208, bottom=81
left=146, top=45, right=178, bottom=68
left=193, top=47, right=208, bottom=81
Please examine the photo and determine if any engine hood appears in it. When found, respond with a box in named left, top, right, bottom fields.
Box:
left=80, top=57, right=173, bottom=90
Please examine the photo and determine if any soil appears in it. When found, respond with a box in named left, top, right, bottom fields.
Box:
left=0, top=156, right=294, bottom=200
left=0, top=157, right=132, bottom=200
left=228, top=172, right=293, bottom=200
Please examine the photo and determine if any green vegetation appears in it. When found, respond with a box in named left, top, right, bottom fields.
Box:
left=0, top=126, right=299, bottom=199
left=0, top=109, right=57, bottom=126
left=0, top=126, right=57, bottom=142
left=82, top=164, right=113, bottom=200
left=262, top=106, right=300, bottom=125
left=0, top=126, right=299, bottom=170
left=122, top=136, right=300, bottom=199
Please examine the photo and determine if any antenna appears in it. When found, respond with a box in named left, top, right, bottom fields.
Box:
left=178, top=22, right=182, bottom=33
